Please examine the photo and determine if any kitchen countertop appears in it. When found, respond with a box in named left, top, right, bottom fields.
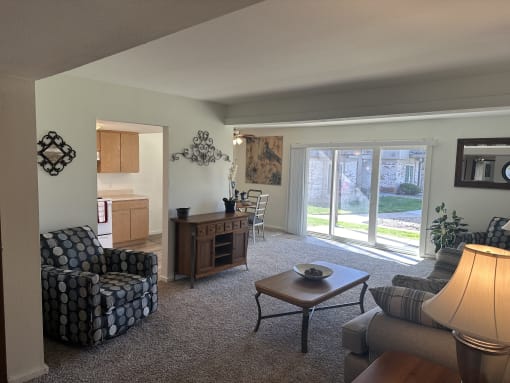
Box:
left=109, top=194, right=148, bottom=202
left=98, top=193, right=148, bottom=202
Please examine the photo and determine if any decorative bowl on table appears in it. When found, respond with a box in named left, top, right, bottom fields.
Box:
left=293, top=263, right=333, bottom=280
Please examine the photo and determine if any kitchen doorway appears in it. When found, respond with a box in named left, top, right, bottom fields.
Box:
left=96, top=120, right=170, bottom=280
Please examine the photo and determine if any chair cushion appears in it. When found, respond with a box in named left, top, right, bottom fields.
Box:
left=100, top=272, right=150, bottom=311
left=40, top=225, right=107, bottom=274
left=248, top=214, right=262, bottom=224
left=484, top=217, right=510, bottom=249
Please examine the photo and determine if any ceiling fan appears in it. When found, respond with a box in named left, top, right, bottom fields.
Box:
left=232, top=128, right=255, bottom=145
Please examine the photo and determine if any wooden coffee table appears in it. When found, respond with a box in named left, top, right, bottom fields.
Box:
left=352, top=351, right=460, bottom=382
left=254, top=261, right=369, bottom=353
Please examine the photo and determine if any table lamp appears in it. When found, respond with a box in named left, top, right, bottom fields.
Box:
left=422, top=244, right=510, bottom=383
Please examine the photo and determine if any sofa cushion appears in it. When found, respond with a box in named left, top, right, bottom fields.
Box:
left=369, top=286, right=442, bottom=329
left=99, top=272, right=150, bottom=312
left=392, top=275, right=448, bottom=294
left=40, top=225, right=107, bottom=274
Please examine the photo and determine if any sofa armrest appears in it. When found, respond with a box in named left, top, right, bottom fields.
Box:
left=342, top=307, right=381, bottom=355
left=41, top=265, right=103, bottom=345
left=366, top=311, right=457, bottom=371
left=428, top=247, right=462, bottom=279
left=104, top=248, right=158, bottom=285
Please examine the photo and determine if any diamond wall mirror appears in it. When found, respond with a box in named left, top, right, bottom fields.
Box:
left=37, top=131, right=76, bottom=176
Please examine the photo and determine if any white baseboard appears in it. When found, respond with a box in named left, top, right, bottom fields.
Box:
left=9, top=364, right=49, bottom=383
left=264, top=224, right=287, bottom=232
left=159, top=274, right=170, bottom=282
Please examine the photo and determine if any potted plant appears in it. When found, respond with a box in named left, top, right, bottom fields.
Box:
left=427, top=202, right=468, bottom=252
left=223, top=161, right=238, bottom=213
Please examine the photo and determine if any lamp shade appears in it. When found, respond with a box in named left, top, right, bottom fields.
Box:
left=423, top=244, right=510, bottom=345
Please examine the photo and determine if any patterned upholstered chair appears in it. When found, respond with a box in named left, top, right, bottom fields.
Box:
left=432, top=216, right=510, bottom=273
left=40, top=225, right=158, bottom=346
left=455, top=216, right=510, bottom=249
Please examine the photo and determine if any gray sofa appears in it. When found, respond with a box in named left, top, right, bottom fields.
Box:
left=342, top=216, right=510, bottom=383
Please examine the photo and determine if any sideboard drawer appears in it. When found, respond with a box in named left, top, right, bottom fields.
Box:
left=216, top=223, right=225, bottom=233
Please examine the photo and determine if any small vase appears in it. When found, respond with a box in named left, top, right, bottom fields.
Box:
left=176, top=207, right=190, bottom=219
left=224, top=200, right=236, bottom=213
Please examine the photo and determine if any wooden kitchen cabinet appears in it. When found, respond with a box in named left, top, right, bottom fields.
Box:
left=172, top=212, right=249, bottom=287
left=97, top=130, right=139, bottom=173
left=112, top=199, right=149, bottom=246
left=120, top=133, right=139, bottom=173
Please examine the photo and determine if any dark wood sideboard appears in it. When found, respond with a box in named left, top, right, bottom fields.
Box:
left=172, top=212, right=249, bottom=287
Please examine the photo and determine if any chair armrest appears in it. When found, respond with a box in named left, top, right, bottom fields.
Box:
left=41, top=265, right=103, bottom=345
left=104, top=248, right=158, bottom=286
left=455, top=231, right=486, bottom=246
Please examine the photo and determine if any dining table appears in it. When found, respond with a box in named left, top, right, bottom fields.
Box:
left=236, top=200, right=254, bottom=212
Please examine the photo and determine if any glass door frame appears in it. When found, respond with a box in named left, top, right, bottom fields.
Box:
left=306, top=141, right=432, bottom=257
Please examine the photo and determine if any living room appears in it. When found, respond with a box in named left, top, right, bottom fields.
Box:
left=2, top=1, right=510, bottom=382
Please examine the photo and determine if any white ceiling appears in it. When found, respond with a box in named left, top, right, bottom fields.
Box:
left=1, top=0, right=262, bottom=79
left=66, top=0, right=510, bottom=105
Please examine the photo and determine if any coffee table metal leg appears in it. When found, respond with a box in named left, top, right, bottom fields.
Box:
left=301, top=308, right=310, bottom=353
left=254, top=292, right=262, bottom=332
left=359, top=282, right=368, bottom=313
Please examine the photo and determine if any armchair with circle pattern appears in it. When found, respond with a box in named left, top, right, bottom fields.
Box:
left=40, top=225, right=158, bottom=346
left=432, top=216, right=510, bottom=277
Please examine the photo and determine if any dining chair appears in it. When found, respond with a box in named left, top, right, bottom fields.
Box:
left=248, top=194, right=269, bottom=243
left=246, top=189, right=263, bottom=203
left=239, top=189, right=262, bottom=213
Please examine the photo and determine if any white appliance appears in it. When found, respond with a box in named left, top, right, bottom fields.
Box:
left=97, top=198, right=113, bottom=248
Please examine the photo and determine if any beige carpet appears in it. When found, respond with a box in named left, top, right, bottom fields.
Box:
left=31, top=231, right=434, bottom=383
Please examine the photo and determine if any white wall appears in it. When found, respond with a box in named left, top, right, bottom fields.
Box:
left=98, top=132, right=164, bottom=234
left=0, top=76, right=47, bottom=382
left=36, top=75, right=232, bottom=280
left=233, top=114, right=510, bottom=255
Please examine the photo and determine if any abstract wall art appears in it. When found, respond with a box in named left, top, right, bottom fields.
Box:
left=245, top=136, right=283, bottom=185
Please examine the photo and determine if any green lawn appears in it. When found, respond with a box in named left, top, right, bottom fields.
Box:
left=307, top=195, right=422, bottom=215
left=307, top=216, right=420, bottom=240
left=307, top=194, right=422, bottom=242
left=378, top=196, right=422, bottom=213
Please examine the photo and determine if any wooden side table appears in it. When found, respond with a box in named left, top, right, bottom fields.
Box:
left=352, top=351, right=460, bottom=383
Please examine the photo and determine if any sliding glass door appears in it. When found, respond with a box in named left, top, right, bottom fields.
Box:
left=306, top=145, right=426, bottom=254
left=306, top=149, right=332, bottom=235
left=333, top=149, right=373, bottom=243
left=375, top=148, right=425, bottom=253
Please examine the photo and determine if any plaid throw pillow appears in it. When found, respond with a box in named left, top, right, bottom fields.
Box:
left=370, top=286, right=443, bottom=329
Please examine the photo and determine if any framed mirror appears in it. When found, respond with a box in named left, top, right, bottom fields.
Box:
left=455, top=137, right=510, bottom=189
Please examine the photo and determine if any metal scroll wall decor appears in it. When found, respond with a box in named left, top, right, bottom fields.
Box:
left=171, top=130, right=230, bottom=166
left=37, top=131, right=77, bottom=176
